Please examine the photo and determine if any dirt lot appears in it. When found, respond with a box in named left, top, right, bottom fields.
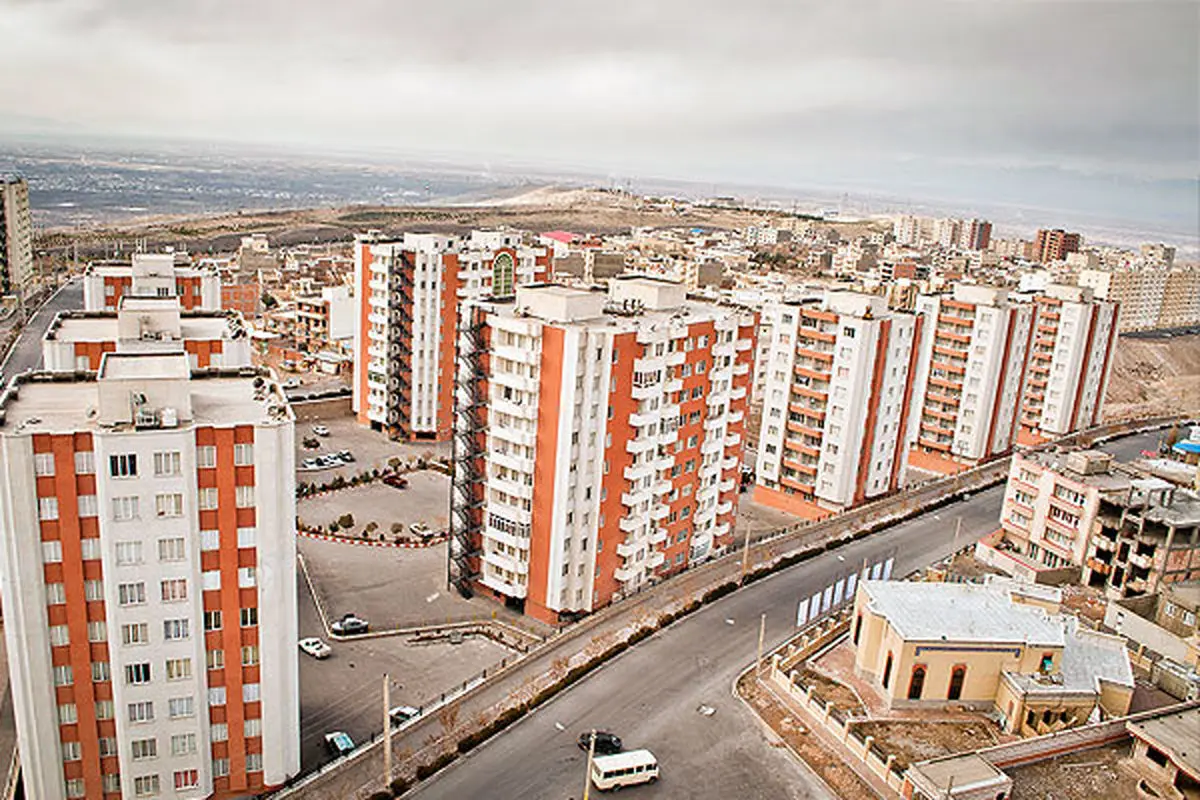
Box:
left=850, top=719, right=1005, bottom=771
left=1105, top=333, right=1200, bottom=421
left=1006, top=741, right=1142, bottom=800
left=800, top=666, right=866, bottom=716
left=737, top=495, right=804, bottom=539
left=298, top=471, right=451, bottom=535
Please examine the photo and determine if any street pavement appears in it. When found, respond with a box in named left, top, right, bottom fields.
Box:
left=0, top=278, right=83, bottom=383
left=407, top=429, right=1164, bottom=800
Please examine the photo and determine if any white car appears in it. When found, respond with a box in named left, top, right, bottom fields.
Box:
left=312, top=425, right=331, bottom=437
left=389, top=705, right=420, bottom=726
left=298, top=637, right=332, bottom=659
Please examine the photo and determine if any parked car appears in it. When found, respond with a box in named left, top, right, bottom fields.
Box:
left=325, top=731, right=355, bottom=756
left=337, top=450, right=355, bottom=462
left=300, top=458, right=321, bottom=470
left=331, top=614, right=369, bottom=635
left=409, top=522, right=431, bottom=537
left=382, top=474, right=409, bottom=489
left=577, top=731, right=623, bottom=755
left=302, top=437, right=320, bottom=450
left=283, top=378, right=301, bottom=389
left=389, top=705, right=420, bottom=726
left=298, top=637, right=332, bottom=659
left=312, top=424, right=331, bottom=437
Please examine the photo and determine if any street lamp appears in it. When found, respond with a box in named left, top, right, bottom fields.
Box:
left=581, top=729, right=596, bottom=800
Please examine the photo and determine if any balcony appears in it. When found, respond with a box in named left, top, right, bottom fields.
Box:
left=482, top=549, right=529, bottom=576
left=651, top=505, right=670, bottom=520
left=480, top=572, right=528, bottom=599
left=729, top=386, right=747, bottom=401
left=616, top=540, right=640, bottom=558
left=733, top=362, right=750, bottom=376
left=665, top=350, right=686, bottom=367
left=628, top=409, right=660, bottom=428
left=614, top=564, right=641, bottom=582
left=631, top=382, right=660, bottom=401
left=712, top=342, right=736, bottom=359
left=736, top=339, right=753, bottom=352
left=646, top=551, right=666, bottom=569
left=1129, top=552, right=1154, bottom=570
left=650, top=527, right=669, bottom=545
left=622, top=488, right=653, bottom=507
left=653, top=480, right=673, bottom=495
left=716, top=500, right=734, bottom=515
left=727, top=409, right=745, bottom=424
left=624, top=462, right=655, bottom=483
left=719, top=478, right=736, bottom=493
left=724, top=432, right=742, bottom=448
left=619, top=515, right=644, bottom=534
left=626, top=436, right=656, bottom=456
left=1091, top=536, right=1115, bottom=552
left=721, top=456, right=739, bottom=471
left=634, top=355, right=667, bottom=374
left=664, top=378, right=684, bottom=394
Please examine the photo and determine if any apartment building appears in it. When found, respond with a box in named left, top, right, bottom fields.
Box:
left=0, top=352, right=299, bottom=799
left=449, top=277, right=756, bottom=624
left=1, top=176, right=34, bottom=295
left=84, top=254, right=222, bottom=313
left=292, top=286, right=353, bottom=354
left=1158, top=268, right=1200, bottom=331
left=1033, top=229, right=1082, bottom=264
left=352, top=231, right=551, bottom=440
left=1141, top=243, right=1176, bottom=269
left=1083, top=478, right=1200, bottom=598
left=906, top=285, right=1033, bottom=469
left=959, top=219, right=993, bottom=251
left=1017, top=284, right=1118, bottom=444
left=43, top=297, right=252, bottom=372
left=753, top=293, right=921, bottom=517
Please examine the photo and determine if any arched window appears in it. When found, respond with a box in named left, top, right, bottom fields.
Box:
left=882, top=652, right=894, bottom=689
left=948, top=664, right=966, bottom=700
left=492, top=252, right=516, bottom=298
left=907, top=665, right=926, bottom=700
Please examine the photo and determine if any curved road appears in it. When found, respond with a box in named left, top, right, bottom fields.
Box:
left=0, top=278, right=84, bottom=383
left=409, top=429, right=1165, bottom=800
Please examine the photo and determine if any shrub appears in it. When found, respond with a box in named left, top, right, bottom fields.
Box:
left=414, top=751, right=457, bottom=781
left=338, top=513, right=355, bottom=529
left=389, top=777, right=411, bottom=796
left=331, top=476, right=347, bottom=491
left=391, top=522, right=404, bottom=534
left=365, top=521, right=379, bottom=533
left=368, top=792, right=391, bottom=800
left=328, top=522, right=339, bottom=533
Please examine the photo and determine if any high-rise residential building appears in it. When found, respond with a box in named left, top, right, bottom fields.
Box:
left=1032, top=229, right=1082, bottom=264
left=753, top=293, right=921, bottom=517
left=958, top=219, right=993, bottom=251
left=43, top=297, right=253, bottom=372
left=1140, top=243, right=1176, bottom=269
left=1158, top=268, right=1200, bottom=330
left=352, top=231, right=551, bottom=441
left=1017, top=284, right=1118, bottom=445
left=1, top=176, right=34, bottom=295
left=449, top=278, right=756, bottom=623
left=1078, top=266, right=1172, bottom=332
left=0, top=351, right=299, bottom=799
left=892, top=215, right=923, bottom=247
left=906, top=285, right=1033, bottom=470
left=932, top=218, right=962, bottom=250
left=84, top=254, right=222, bottom=312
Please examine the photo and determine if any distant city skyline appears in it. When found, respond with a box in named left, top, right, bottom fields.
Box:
left=1, top=1, right=1196, bottom=236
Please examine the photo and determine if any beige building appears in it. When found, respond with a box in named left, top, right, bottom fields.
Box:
left=1126, top=706, right=1200, bottom=798
left=851, top=578, right=1134, bottom=735
left=1079, top=265, right=1200, bottom=332
left=1, top=176, right=34, bottom=295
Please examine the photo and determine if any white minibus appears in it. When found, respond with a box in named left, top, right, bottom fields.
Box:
left=590, top=749, right=659, bottom=791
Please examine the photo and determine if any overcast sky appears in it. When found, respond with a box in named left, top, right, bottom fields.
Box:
left=1, top=0, right=1197, bottom=230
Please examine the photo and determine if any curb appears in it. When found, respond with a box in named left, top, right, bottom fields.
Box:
left=297, top=530, right=446, bottom=549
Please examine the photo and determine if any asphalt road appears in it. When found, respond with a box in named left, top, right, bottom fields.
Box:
left=0, top=278, right=83, bottom=383
left=409, top=430, right=1164, bottom=800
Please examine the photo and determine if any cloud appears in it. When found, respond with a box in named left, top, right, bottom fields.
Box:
left=1, top=0, right=1197, bottom=226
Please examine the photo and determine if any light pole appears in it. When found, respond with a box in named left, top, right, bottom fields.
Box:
left=582, top=729, right=596, bottom=800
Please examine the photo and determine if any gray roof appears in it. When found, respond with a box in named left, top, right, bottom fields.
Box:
left=1128, top=706, right=1200, bottom=778
left=860, top=580, right=1065, bottom=646
left=1058, top=617, right=1135, bottom=692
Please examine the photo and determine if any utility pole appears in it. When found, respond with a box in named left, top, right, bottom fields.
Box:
left=952, top=516, right=962, bottom=555
left=739, top=525, right=753, bottom=584
left=582, top=730, right=596, bottom=800
left=382, top=672, right=392, bottom=789
left=756, top=612, right=767, bottom=676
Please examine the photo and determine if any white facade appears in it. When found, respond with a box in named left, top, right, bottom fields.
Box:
left=84, top=254, right=222, bottom=313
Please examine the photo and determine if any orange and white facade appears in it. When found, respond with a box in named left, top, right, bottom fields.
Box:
left=84, top=254, right=222, bottom=313
left=352, top=231, right=550, bottom=440
left=753, top=293, right=922, bottom=517
left=43, top=296, right=252, bottom=373
left=450, top=278, right=756, bottom=624
left=906, top=285, right=1034, bottom=468
left=1016, top=284, right=1118, bottom=445
left=0, top=352, right=298, bottom=799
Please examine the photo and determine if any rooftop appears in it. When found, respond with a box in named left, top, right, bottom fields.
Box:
left=859, top=580, right=1064, bottom=646
left=1007, top=617, right=1134, bottom=694
left=1020, top=448, right=1133, bottom=492
left=47, top=311, right=236, bottom=343
left=1127, top=705, right=1200, bottom=777
left=905, top=753, right=1009, bottom=798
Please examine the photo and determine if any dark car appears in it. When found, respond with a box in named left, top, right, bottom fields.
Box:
left=337, top=450, right=356, bottom=462
left=382, top=474, right=409, bottom=489
left=578, top=731, right=622, bottom=755
left=330, top=614, right=369, bottom=635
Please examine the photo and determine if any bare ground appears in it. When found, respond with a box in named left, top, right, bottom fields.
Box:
left=1105, top=333, right=1200, bottom=421
left=1005, top=741, right=1142, bottom=800
left=850, top=719, right=1005, bottom=771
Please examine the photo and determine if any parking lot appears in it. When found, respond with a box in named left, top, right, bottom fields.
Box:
left=295, top=415, right=452, bottom=483
left=296, top=566, right=514, bottom=771
left=297, top=470, right=452, bottom=536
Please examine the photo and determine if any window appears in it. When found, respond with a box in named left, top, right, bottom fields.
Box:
left=174, top=770, right=199, bottom=791
left=237, top=527, right=257, bottom=548
left=243, top=682, right=261, bottom=702
left=198, top=488, right=218, bottom=510
left=197, top=445, right=217, bottom=468
left=882, top=652, right=894, bottom=689
left=34, top=452, right=55, bottom=476
left=907, top=665, right=927, bottom=700
left=210, top=723, right=228, bottom=742
left=246, top=753, right=263, bottom=772
left=167, top=696, right=194, bottom=719
left=1146, top=745, right=1169, bottom=767
left=207, top=649, right=224, bottom=670
left=238, top=567, right=256, bottom=588
left=109, top=453, right=138, bottom=478
left=234, top=443, right=254, bottom=466
left=170, top=733, right=196, bottom=756
left=202, top=570, right=221, bottom=591
left=61, top=740, right=82, bottom=761
left=74, top=451, right=95, bottom=474
left=163, top=619, right=189, bottom=641
left=80, top=538, right=102, bottom=561
left=53, top=665, right=74, bottom=686
left=65, top=778, right=86, bottom=798
left=119, top=582, right=146, bottom=606
left=112, top=497, right=140, bottom=522
left=154, top=493, right=183, bottom=518
left=241, top=607, right=258, bottom=627
left=241, top=646, right=259, bottom=667
left=200, top=529, right=220, bottom=550
left=158, top=537, right=185, bottom=562
left=58, top=703, right=78, bottom=724
left=92, top=661, right=111, bottom=682
left=947, top=665, right=966, bottom=701
left=94, top=700, right=114, bottom=720
left=165, top=658, right=192, bottom=681
left=77, top=494, right=98, bottom=517
left=125, top=663, right=151, bottom=685
left=152, top=451, right=181, bottom=476
left=45, top=582, right=66, bottom=605
left=41, top=540, right=63, bottom=564
left=49, top=625, right=70, bottom=646
left=98, top=737, right=117, bottom=757
left=133, top=774, right=159, bottom=797
left=212, top=758, right=230, bottom=777
left=38, top=497, right=59, bottom=521
left=131, top=738, right=157, bottom=760
left=87, top=620, right=107, bottom=642
left=160, top=579, right=187, bottom=603
left=244, top=717, right=262, bottom=737
left=207, top=686, right=226, bottom=706
left=121, top=622, right=149, bottom=646
left=203, top=610, right=222, bottom=631
left=236, top=485, right=255, bottom=508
